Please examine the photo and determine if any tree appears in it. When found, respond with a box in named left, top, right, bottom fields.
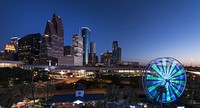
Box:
left=122, top=87, right=139, bottom=104
left=27, top=83, right=37, bottom=104
left=105, top=85, right=122, bottom=102
left=18, top=84, right=30, bottom=100
left=0, top=87, right=21, bottom=107
left=44, top=83, right=56, bottom=102
left=37, top=83, right=56, bottom=103
left=95, top=101, right=106, bottom=108
left=32, top=69, right=50, bottom=82
left=111, top=76, right=121, bottom=86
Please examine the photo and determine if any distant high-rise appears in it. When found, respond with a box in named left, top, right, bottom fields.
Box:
left=72, top=34, right=83, bottom=66
left=72, top=34, right=83, bottom=57
left=64, top=46, right=74, bottom=56
left=112, top=41, right=121, bottom=65
left=117, top=47, right=121, bottom=64
left=40, top=14, right=64, bottom=65
left=101, top=51, right=113, bottom=67
left=90, top=42, right=96, bottom=54
left=0, top=51, right=4, bottom=60
left=10, top=37, right=20, bottom=52
left=4, top=44, right=16, bottom=60
left=81, top=27, right=91, bottom=65
left=18, top=33, right=42, bottom=65
left=59, top=34, right=83, bottom=66
left=5, top=44, right=16, bottom=52
left=89, top=42, right=98, bottom=66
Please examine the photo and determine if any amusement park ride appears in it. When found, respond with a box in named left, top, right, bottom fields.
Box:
left=142, top=57, right=187, bottom=108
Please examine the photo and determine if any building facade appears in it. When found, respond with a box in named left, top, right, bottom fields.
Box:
left=4, top=44, right=16, bottom=60
left=112, top=41, right=121, bottom=65
left=59, top=55, right=83, bottom=66
left=117, top=47, right=121, bottom=64
left=101, top=51, right=113, bottom=67
left=64, top=46, right=74, bottom=56
left=72, top=34, right=83, bottom=66
left=10, top=37, right=20, bottom=52
left=18, top=33, right=42, bottom=65
left=0, top=60, right=22, bottom=68
left=90, top=42, right=96, bottom=54
left=0, top=51, right=4, bottom=60
left=59, top=34, right=83, bottom=66
left=81, top=27, right=91, bottom=65
left=121, top=61, right=139, bottom=67
left=89, top=42, right=98, bottom=66
left=72, top=34, right=83, bottom=57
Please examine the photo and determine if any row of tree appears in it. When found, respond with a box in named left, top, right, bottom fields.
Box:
left=94, top=85, right=140, bottom=108
left=0, top=67, right=50, bottom=87
left=0, top=83, right=55, bottom=107
left=0, top=67, right=54, bottom=107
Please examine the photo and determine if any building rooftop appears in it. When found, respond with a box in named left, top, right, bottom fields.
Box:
left=0, top=60, right=23, bottom=64
left=5, top=44, right=15, bottom=51
left=81, top=27, right=91, bottom=31
left=76, top=86, right=85, bottom=90
left=49, top=94, right=105, bottom=103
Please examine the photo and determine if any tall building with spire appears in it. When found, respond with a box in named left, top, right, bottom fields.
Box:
left=81, top=27, right=91, bottom=65
left=40, top=14, right=64, bottom=65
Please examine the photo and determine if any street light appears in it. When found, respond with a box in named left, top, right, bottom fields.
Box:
left=32, top=71, right=36, bottom=83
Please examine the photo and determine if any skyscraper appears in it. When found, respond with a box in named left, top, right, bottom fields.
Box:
left=0, top=51, right=4, bottom=60
left=112, top=41, right=118, bottom=64
left=18, top=33, right=42, bottom=65
left=81, top=27, right=90, bottom=65
left=4, top=44, right=16, bottom=60
left=101, top=51, right=113, bottom=67
left=59, top=34, right=83, bottom=66
left=5, top=44, right=16, bottom=52
left=10, top=37, right=20, bottom=52
left=64, top=46, right=74, bottom=56
left=72, top=34, right=83, bottom=66
left=112, top=41, right=121, bottom=65
left=89, top=42, right=98, bottom=66
left=90, top=42, right=96, bottom=54
left=40, top=14, right=64, bottom=65
left=117, top=47, right=121, bottom=64
left=72, top=34, right=83, bottom=57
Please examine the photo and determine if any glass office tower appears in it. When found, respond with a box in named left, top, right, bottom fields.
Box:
left=81, top=27, right=91, bottom=65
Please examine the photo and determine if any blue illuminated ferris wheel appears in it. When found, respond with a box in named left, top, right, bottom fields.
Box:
left=142, top=57, right=187, bottom=104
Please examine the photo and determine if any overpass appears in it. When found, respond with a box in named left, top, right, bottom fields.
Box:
left=187, top=70, right=200, bottom=75
left=22, top=65, right=143, bottom=71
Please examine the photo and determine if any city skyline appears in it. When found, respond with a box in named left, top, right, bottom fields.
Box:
left=1, top=0, right=200, bottom=66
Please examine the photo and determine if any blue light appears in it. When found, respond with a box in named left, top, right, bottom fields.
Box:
left=142, top=57, right=187, bottom=103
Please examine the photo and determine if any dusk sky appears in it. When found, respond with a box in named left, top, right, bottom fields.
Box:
left=1, top=0, right=200, bottom=66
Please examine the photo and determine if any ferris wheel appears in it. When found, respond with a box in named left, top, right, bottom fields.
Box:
left=142, top=57, right=187, bottom=104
